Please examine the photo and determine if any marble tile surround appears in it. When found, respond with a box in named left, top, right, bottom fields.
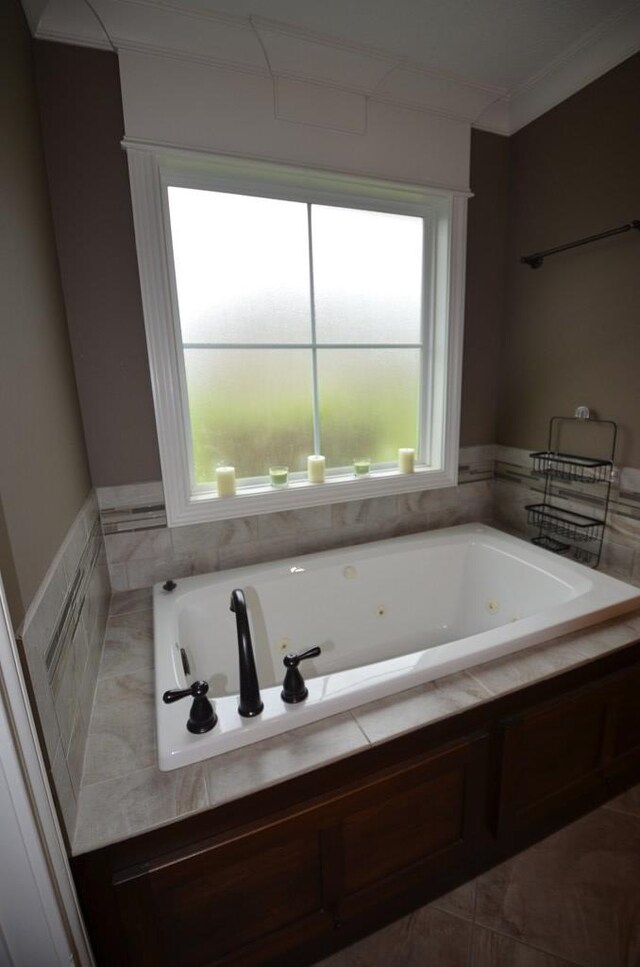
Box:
left=98, top=447, right=496, bottom=593
left=98, top=444, right=640, bottom=595
left=17, top=491, right=111, bottom=838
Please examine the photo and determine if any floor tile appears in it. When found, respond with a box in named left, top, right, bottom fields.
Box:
left=474, top=807, right=640, bottom=966
left=314, top=907, right=472, bottom=966
left=471, top=925, right=578, bottom=966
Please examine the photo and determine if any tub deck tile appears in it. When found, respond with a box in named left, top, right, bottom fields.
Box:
left=204, top=713, right=369, bottom=809
left=465, top=617, right=640, bottom=698
left=83, top=668, right=156, bottom=785
left=351, top=671, right=491, bottom=746
left=74, top=764, right=208, bottom=855
left=98, top=609, right=153, bottom=679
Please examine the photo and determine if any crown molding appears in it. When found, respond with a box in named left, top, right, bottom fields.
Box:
left=26, top=0, right=640, bottom=136
left=506, top=0, right=640, bottom=133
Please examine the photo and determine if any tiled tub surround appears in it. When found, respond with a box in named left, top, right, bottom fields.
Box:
left=98, top=442, right=640, bottom=596
left=98, top=446, right=496, bottom=593
left=17, top=491, right=111, bottom=838
left=74, top=596, right=640, bottom=855
left=494, top=445, right=640, bottom=582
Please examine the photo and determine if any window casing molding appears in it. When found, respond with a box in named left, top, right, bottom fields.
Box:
left=125, top=142, right=470, bottom=526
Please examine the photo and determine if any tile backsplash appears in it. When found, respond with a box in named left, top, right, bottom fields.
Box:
left=98, top=442, right=640, bottom=593
left=17, top=491, right=110, bottom=838
left=98, top=446, right=496, bottom=592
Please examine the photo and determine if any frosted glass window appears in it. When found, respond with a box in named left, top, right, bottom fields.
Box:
left=168, top=188, right=312, bottom=344
left=164, top=184, right=430, bottom=486
left=312, top=206, right=423, bottom=344
left=184, top=349, right=315, bottom=482
left=317, top=349, right=420, bottom=467
left=127, top=148, right=464, bottom=523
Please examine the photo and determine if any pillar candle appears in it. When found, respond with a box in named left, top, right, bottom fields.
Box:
left=215, top=466, right=236, bottom=496
left=307, top=455, right=326, bottom=483
left=398, top=448, right=415, bottom=473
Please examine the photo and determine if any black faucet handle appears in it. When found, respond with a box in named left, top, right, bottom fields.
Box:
left=281, top=646, right=321, bottom=704
left=163, top=680, right=209, bottom=703
left=162, top=680, right=217, bottom=734
left=283, top=646, right=322, bottom=668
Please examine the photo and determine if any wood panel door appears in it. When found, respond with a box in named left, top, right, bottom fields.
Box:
left=604, top=665, right=640, bottom=781
left=327, top=735, right=488, bottom=922
left=113, top=811, right=330, bottom=967
left=496, top=684, right=609, bottom=834
left=111, top=735, right=488, bottom=966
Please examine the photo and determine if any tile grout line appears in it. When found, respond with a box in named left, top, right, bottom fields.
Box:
left=467, top=876, right=479, bottom=967
left=476, top=922, right=585, bottom=966
left=347, top=710, right=373, bottom=747
left=464, top=667, right=498, bottom=697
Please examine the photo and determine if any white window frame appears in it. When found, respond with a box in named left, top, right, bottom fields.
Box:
left=125, top=142, right=469, bottom=527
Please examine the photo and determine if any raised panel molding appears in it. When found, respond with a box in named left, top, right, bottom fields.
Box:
left=253, top=18, right=398, bottom=93
left=274, top=77, right=367, bottom=135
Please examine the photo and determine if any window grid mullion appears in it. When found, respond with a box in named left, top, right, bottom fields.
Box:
left=307, top=204, right=321, bottom=455
left=182, top=343, right=423, bottom=350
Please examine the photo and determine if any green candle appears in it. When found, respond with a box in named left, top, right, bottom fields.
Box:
left=353, top=458, right=371, bottom=477
left=269, top=466, right=289, bottom=487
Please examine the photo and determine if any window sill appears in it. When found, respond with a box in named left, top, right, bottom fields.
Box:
left=169, top=465, right=458, bottom=526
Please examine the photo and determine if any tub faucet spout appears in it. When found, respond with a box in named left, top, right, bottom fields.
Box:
left=230, top=589, right=264, bottom=718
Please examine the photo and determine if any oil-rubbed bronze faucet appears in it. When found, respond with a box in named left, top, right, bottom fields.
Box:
left=281, top=647, right=322, bottom=703
left=162, top=680, right=217, bottom=733
left=230, top=589, right=264, bottom=717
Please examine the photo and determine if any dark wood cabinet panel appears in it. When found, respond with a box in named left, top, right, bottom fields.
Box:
left=605, top=666, right=640, bottom=779
left=343, top=767, right=463, bottom=893
left=100, top=737, right=488, bottom=966
left=497, top=685, right=609, bottom=832
left=336, top=738, right=485, bottom=919
left=114, top=817, right=328, bottom=967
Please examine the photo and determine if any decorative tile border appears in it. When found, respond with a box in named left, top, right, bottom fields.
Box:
left=98, top=480, right=167, bottom=535
left=45, top=519, right=102, bottom=681
left=17, top=491, right=111, bottom=840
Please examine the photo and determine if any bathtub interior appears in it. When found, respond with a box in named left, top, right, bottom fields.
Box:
left=173, top=533, right=590, bottom=700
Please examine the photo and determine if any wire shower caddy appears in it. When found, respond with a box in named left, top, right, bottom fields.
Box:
left=526, top=412, right=617, bottom=568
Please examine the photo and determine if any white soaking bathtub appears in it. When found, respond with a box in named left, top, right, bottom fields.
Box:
left=153, top=523, right=640, bottom=770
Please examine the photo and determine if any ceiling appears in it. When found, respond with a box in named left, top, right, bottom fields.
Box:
left=21, top=0, right=640, bottom=133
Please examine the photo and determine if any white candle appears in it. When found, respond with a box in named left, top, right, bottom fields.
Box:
left=215, top=465, right=236, bottom=496
left=398, top=448, right=415, bottom=473
left=307, top=454, right=326, bottom=483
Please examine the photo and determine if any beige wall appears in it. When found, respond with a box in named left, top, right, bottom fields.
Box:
left=0, top=1, right=91, bottom=627
left=460, top=130, right=509, bottom=447
left=34, top=41, right=161, bottom=487
left=499, top=52, right=640, bottom=467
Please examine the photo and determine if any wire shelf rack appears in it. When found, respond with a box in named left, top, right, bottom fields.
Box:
left=526, top=504, right=603, bottom=542
left=530, top=451, right=612, bottom=484
left=528, top=413, right=616, bottom=567
left=531, top=535, right=570, bottom=555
